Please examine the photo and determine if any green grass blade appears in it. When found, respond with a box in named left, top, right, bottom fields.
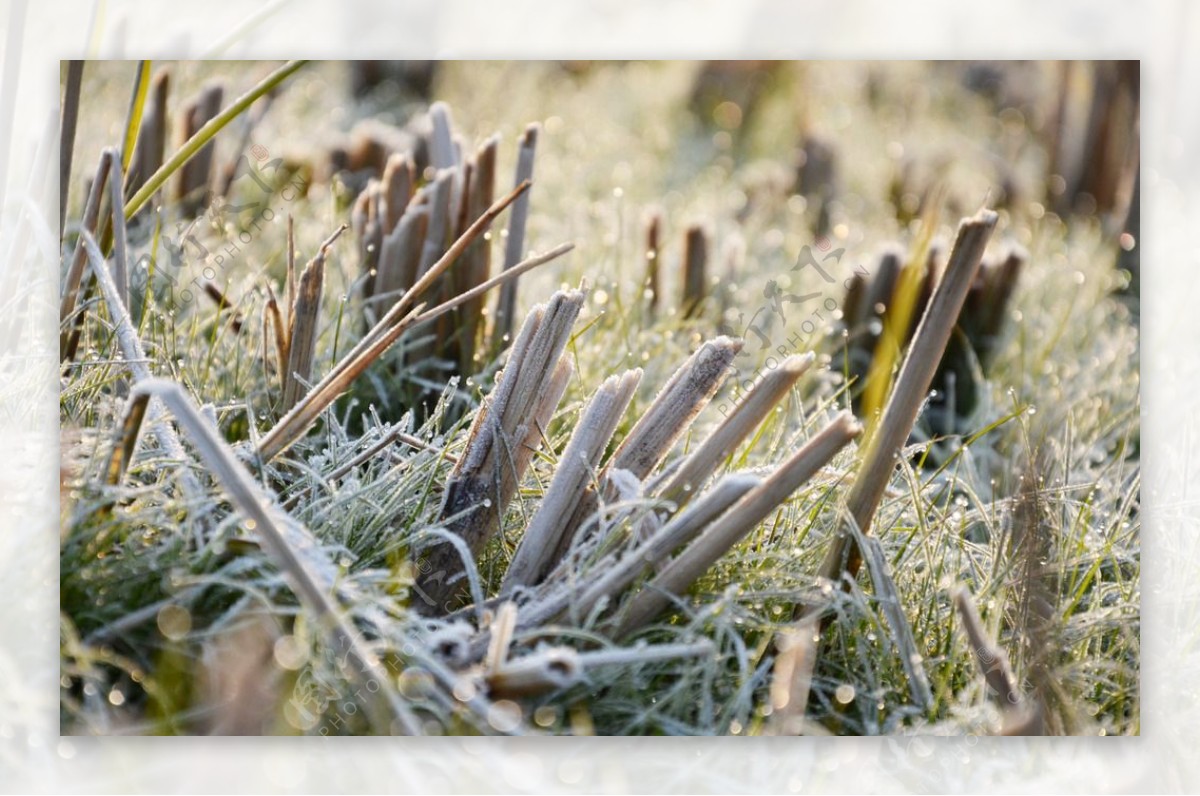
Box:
left=123, top=59, right=309, bottom=220
left=120, top=60, right=151, bottom=175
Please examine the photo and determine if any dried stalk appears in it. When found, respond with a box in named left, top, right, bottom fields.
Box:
left=428, top=101, right=457, bottom=170
left=103, top=389, right=149, bottom=487
left=353, top=182, right=382, bottom=282
left=813, top=208, right=997, bottom=588
left=610, top=336, right=742, bottom=481
left=102, top=150, right=130, bottom=324
left=285, top=215, right=296, bottom=323
left=494, top=123, right=540, bottom=347
left=546, top=335, right=742, bottom=566
left=574, top=640, right=713, bottom=668
left=381, top=153, right=414, bottom=234
left=175, top=82, right=224, bottom=216
left=618, top=411, right=861, bottom=637
left=201, top=281, right=243, bottom=334
left=262, top=285, right=287, bottom=385
left=486, top=647, right=582, bottom=699
left=681, top=223, right=709, bottom=318
left=865, top=249, right=902, bottom=321
left=643, top=208, right=662, bottom=316
left=768, top=615, right=819, bottom=735
left=418, top=290, right=583, bottom=610
left=60, top=149, right=114, bottom=363
left=416, top=169, right=455, bottom=278
left=282, top=225, right=346, bottom=409
left=255, top=181, right=535, bottom=462
left=373, top=206, right=429, bottom=315
left=654, top=352, right=813, bottom=505
left=502, top=369, right=643, bottom=592
left=457, top=135, right=497, bottom=369
left=485, top=601, right=519, bottom=674
left=59, top=60, right=84, bottom=236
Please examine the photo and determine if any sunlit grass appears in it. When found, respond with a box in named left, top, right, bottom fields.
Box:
left=59, top=60, right=1139, bottom=736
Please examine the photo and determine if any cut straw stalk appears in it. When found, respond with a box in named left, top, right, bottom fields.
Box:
left=952, top=583, right=1042, bottom=734
left=381, top=153, right=414, bottom=233
left=103, top=150, right=130, bottom=317
left=281, top=225, right=346, bottom=409
left=262, top=284, right=287, bottom=382
left=768, top=615, right=820, bottom=735
left=373, top=207, right=428, bottom=314
left=502, top=370, right=643, bottom=592
left=59, top=60, right=83, bottom=236
left=456, top=135, right=498, bottom=369
left=654, top=352, right=813, bottom=506
left=485, top=601, right=519, bottom=675
left=60, top=149, right=114, bottom=363
left=351, top=180, right=529, bottom=362
left=254, top=181, right=536, bottom=463
left=286, top=215, right=296, bottom=323
left=428, top=101, right=457, bottom=169
left=175, top=82, right=224, bottom=216
left=681, top=223, right=709, bottom=318
left=124, top=59, right=308, bottom=220
left=201, top=283, right=243, bottom=333
left=540, top=335, right=744, bottom=577
left=418, top=290, right=584, bottom=610
left=485, top=640, right=714, bottom=700
left=417, top=169, right=454, bottom=278
left=617, top=411, right=861, bottom=637
left=610, top=336, right=742, bottom=480
left=104, top=389, right=149, bottom=487
left=486, top=647, right=582, bottom=699
left=643, top=209, right=662, bottom=315
left=575, top=640, right=714, bottom=668
left=494, top=123, right=539, bottom=347
left=813, top=208, right=997, bottom=588
left=352, top=181, right=382, bottom=281
left=128, top=378, right=422, bottom=736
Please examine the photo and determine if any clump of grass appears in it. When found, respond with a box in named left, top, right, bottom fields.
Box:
left=342, top=104, right=547, bottom=421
